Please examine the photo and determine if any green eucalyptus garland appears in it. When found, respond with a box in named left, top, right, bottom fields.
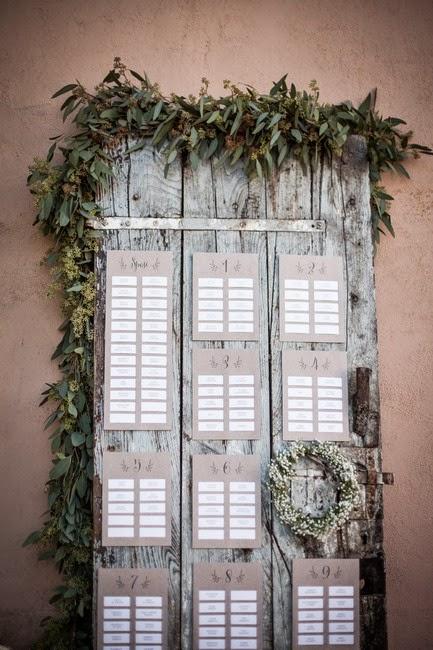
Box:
left=269, top=441, right=359, bottom=539
left=24, top=58, right=431, bottom=648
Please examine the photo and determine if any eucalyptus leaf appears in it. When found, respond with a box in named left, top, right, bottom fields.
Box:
left=190, top=150, right=200, bottom=170
left=22, top=530, right=42, bottom=547
left=167, top=149, right=178, bottom=164
left=230, top=110, right=243, bottom=135
left=291, top=128, right=303, bottom=143
left=52, top=84, right=78, bottom=99
left=277, top=143, right=288, bottom=167
left=270, top=129, right=281, bottom=148
left=268, top=113, right=282, bottom=129
left=68, top=402, right=78, bottom=417
left=207, top=110, right=220, bottom=124
left=129, top=69, right=145, bottom=83
left=205, top=138, right=219, bottom=160
left=59, top=199, right=71, bottom=226
left=76, top=472, right=88, bottom=498
left=231, top=145, right=244, bottom=165
left=252, top=122, right=266, bottom=134
left=50, top=456, right=72, bottom=480
left=100, top=108, right=119, bottom=120
left=125, top=140, right=146, bottom=154
left=153, top=100, right=164, bottom=120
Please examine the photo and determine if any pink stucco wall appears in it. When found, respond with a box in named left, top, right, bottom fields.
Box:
left=1, top=1, right=432, bottom=648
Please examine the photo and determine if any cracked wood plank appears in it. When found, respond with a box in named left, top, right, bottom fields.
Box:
left=266, top=138, right=386, bottom=649
left=93, top=233, right=182, bottom=642
left=266, top=156, right=324, bottom=650
left=181, top=158, right=273, bottom=649
left=97, top=138, right=182, bottom=218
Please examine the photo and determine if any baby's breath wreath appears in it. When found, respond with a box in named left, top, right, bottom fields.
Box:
left=269, top=441, right=359, bottom=539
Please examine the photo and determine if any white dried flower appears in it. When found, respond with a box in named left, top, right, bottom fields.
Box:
left=268, top=441, right=359, bottom=539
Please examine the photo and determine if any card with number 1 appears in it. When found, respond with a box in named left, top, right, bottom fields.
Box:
left=193, top=252, right=259, bottom=341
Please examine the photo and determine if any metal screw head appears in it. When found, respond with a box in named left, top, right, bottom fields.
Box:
left=132, top=192, right=140, bottom=201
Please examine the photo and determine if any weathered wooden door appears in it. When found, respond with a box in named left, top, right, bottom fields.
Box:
left=93, top=135, right=388, bottom=649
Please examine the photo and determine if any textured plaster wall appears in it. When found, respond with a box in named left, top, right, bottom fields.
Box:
left=1, top=1, right=432, bottom=648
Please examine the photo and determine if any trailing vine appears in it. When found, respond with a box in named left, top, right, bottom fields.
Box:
left=25, top=58, right=431, bottom=648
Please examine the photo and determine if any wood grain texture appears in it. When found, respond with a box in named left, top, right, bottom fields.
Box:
left=93, top=229, right=182, bottom=646
left=94, top=137, right=387, bottom=650
left=181, top=158, right=273, bottom=648
left=266, top=157, right=322, bottom=650
left=97, top=139, right=182, bottom=219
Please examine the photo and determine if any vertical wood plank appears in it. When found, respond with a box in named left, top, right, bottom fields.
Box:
left=337, top=137, right=386, bottom=647
left=266, top=157, right=325, bottom=650
left=93, top=207, right=182, bottom=645
left=339, top=137, right=380, bottom=449
left=266, top=140, right=385, bottom=648
left=126, top=140, right=182, bottom=218
left=97, top=141, right=130, bottom=218
left=181, top=157, right=273, bottom=649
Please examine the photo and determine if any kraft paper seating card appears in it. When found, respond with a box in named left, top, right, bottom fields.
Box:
left=292, top=559, right=360, bottom=649
left=192, top=455, right=261, bottom=548
left=104, top=250, right=173, bottom=430
left=192, top=349, right=260, bottom=440
left=102, top=452, right=171, bottom=547
left=192, top=252, right=259, bottom=341
left=97, top=567, right=168, bottom=650
left=193, top=562, right=263, bottom=650
left=279, top=255, right=345, bottom=343
left=282, top=351, right=349, bottom=442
